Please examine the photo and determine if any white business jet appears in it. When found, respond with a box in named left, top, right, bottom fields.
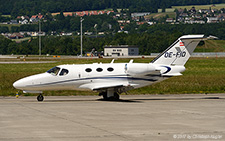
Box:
left=13, top=35, right=216, bottom=101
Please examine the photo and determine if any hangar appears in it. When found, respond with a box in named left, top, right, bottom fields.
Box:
left=104, top=45, right=139, bottom=56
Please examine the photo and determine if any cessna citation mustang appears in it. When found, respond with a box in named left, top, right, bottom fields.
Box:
left=13, top=35, right=216, bottom=101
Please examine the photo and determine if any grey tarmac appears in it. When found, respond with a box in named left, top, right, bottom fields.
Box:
left=0, top=94, right=224, bottom=141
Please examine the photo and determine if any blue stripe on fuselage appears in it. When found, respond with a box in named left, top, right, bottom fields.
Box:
left=25, top=75, right=158, bottom=88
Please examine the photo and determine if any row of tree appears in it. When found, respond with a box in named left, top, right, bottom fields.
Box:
left=0, top=32, right=177, bottom=55
left=0, top=13, right=10, bottom=22
left=1, top=0, right=225, bottom=17
left=1, top=22, right=225, bottom=56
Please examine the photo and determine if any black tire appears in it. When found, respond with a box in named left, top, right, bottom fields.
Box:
left=101, top=92, right=120, bottom=101
left=37, top=94, right=44, bottom=101
left=114, top=92, right=120, bottom=101
left=102, top=92, right=108, bottom=100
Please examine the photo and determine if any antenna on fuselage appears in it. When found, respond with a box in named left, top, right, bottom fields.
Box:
left=110, top=59, right=115, bottom=64
left=129, top=59, right=133, bottom=63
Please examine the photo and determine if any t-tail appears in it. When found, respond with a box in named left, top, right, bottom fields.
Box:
left=151, top=35, right=217, bottom=76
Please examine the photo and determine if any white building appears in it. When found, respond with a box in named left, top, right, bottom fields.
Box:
left=207, top=17, right=218, bottom=23
left=104, top=45, right=139, bottom=56
left=19, top=19, right=29, bottom=24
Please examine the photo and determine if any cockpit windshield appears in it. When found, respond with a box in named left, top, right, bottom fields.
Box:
left=47, top=67, right=60, bottom=75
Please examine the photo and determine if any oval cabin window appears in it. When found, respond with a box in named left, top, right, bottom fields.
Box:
left=96, top=68, right=103, bottom=72
left=59, top=69, right=69, bottom=76
left=107, top=67, right=114, bottom=72
left=85, top=68, right=92, bottom=73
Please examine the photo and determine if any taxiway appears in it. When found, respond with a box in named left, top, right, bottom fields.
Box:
left=0, top=94, right=224, bottom=140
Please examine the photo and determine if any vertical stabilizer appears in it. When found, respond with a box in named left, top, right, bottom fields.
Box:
left=151, top=35, right=207, bottom=66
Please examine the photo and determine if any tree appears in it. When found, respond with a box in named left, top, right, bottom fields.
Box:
left=162, top=4, right=166, bottom=13
left=0, top=26, right=9, bottom=33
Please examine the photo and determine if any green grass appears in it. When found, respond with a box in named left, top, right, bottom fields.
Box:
left=130, top=57, right=225, bottom=94
left=0, top=58, right=116, bottom=96
left=195, top=40, right=225, bottom=52
left=2, top=15, right=11, bottom=18
left=172, top=3, right=225, bottom=10
left=0, top=57, right=224, bottom=96
left=0, top=23, right=21, bottom=31
left=158, top=9, right=175, bottom=13
left=158, top=3, right=225, bottom=14
left=12, top=37, right=32, bottom=42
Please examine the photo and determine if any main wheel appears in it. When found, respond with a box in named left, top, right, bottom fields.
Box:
left=37, top=94, right=44, bottom=101
left=114, top=92, right=120, bottom=101
left=102, top=92, right=108, bottom=100
left=106, top=93, right=120, bottom=101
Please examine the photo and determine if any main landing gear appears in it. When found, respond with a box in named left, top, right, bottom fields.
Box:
left=99, top=89, right=120, bottom=101
left=37, top=94, right=44, bottom=101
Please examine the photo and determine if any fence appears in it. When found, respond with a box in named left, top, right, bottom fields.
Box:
left=150, top=52, right=225, bottom=57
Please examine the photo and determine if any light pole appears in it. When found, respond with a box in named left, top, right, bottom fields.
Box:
left=80, top=17, right=84, bottom=57
left=39, top=20, right=41, bottom=57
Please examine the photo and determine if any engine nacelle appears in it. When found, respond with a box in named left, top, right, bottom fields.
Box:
left=156, top=65, right=186, bottom=76
left=126, top=63, right=155, bottom=75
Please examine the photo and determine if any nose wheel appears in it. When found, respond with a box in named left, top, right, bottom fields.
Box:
left=37, top=94, right=44, bottom=101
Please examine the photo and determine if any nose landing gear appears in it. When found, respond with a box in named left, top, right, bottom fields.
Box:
left=37, top=94, right=44, bottom=101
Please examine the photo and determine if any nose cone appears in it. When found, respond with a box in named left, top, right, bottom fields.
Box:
left=13, top=73, right=48, bottom=91
left=13, top=79, right=25, bottom=90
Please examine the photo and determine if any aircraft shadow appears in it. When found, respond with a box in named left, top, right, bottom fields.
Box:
left=131, top=96, right=222, bottom=101
left=97, top=98, right=141, bottom=103
left=44, top=99, right=141, bottom=103
left=43, top=96, right=222, bottom=103
left=44, top=99, right=97, bottom=102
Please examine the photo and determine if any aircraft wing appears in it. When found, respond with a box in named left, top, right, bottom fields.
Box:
left=79, top=82, right=129, bottom=91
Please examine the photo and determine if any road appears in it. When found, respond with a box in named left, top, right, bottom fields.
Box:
left=0, top=94, right=224, bottom=140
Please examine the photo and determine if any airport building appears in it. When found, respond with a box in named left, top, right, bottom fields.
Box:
left=104, top=45, right=139, bottom=56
